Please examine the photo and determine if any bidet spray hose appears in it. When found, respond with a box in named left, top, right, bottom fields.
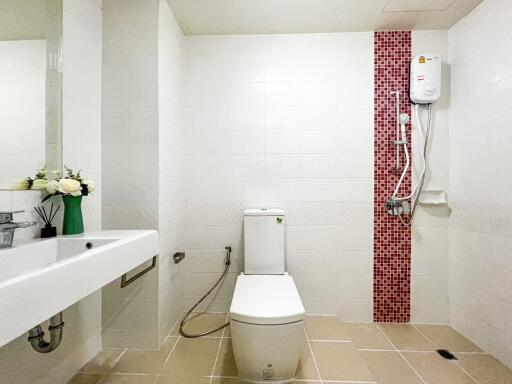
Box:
left=179, top=246, right=232, bottom=338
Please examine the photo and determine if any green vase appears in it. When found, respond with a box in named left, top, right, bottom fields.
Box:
left=62, top=195, right=84, bottom=235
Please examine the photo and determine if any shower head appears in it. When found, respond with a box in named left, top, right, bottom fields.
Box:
left=399, top=113, right=410, bottom=125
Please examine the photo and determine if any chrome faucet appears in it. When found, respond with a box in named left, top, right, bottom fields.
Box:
left=0, top=211, right=36, bottom=248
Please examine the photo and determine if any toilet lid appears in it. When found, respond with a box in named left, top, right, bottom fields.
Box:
left=230, top=274, right=305, bottom=325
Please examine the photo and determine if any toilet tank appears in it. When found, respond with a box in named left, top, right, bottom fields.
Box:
left=243, top=209, right=285, bottom=275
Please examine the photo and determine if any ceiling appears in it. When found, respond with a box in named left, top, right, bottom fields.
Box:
left=167, top=0, right=483, bottom=35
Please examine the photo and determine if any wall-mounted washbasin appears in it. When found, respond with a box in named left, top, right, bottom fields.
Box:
left=0, top=230, right=158, bottom=347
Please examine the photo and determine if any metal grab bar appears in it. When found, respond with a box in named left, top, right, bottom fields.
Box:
left=120, top=256, right=157, bottom=288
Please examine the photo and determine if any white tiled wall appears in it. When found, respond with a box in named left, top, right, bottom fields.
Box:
left=157, top=0, right=185, bottom=342
left=0, top=1, right=103, bottom=383
left=101, top=0, right=161, bottom=349
left=449, top=0, right=512, bottom=367
left=182, top=33, right=374, bottom=321
left=102, top=0, right=159, bottom=232
left=62, top=0, right=102, bottom=232
left=101, top=0, right=185, bottom=348
left=45, top=0, right=63, bottom=174
left=411, top=30, right=451, bottom=324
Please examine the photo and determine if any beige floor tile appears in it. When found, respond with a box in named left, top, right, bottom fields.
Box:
left=377, top=323, right=436, bottom=351
left=210, top=378, right=240, bottom=384
left=402, top=352, right=475, bottom=384
left=360, top=350, right=422, bottom=384
left=214, top=339, right=238, bottom=377
left=68, top=374, right=103, bottom=384
left=304, top=316, right=350, bottom=341
left=112, top=337, right=178, bottom=374
left=155, top=375, right=210, bottom=384
left=80, top=350, right=126, bottom=373
left=296, top=342, right=320, bottom=380
left=97, top=374, right=158, bottom=384
left=310, top=341, right=374, bottom=381
left=415, top=325, right=483, bottom=352
left=223, top=323, right=231, bottom=337
left=290, top=382, right=320, bottom=384
left=456, top=353, right=512, bottom=384
left=172, top=312, right=228, bottom=337
left=161, top=337, right=220, bottom=378
left=344, top=323, right=394, bottom=349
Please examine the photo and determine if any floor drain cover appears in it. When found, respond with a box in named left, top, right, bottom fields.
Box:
left=437, top=349, right=457, bottom=360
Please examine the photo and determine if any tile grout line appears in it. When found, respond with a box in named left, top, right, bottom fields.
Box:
left=77, top=348, right=128, bottom=376
left=456, top=352, right=490, bottom=355
left=159, top=314, right=192, bottom=369
left=304, top=326, right=324, bottom=383
left=321, top=381, right=377, bottom=384
left=308, top=339, right=353, bottom=343
left=374, top=324, right=427, bottom=384
left=206, top=378, right=377, bottom=384
left=411, top=325, right=481, bottom=384
left=161, top=334, right=181, bottom=368
left=110, top=348, right=127, bottom=369
left=451, top=358, right=481, bottom=384
left=358, top=348, right=494, bottom=354
left=209, top=312, right=229, bottom=384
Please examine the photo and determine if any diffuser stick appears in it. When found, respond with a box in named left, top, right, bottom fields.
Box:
left=50, top=205, right=60, bottom=223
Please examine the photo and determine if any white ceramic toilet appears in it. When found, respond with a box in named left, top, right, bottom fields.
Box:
left=230, top=209, right=305, bottom=384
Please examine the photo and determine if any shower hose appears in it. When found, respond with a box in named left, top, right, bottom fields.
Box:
left=179, top=246, right=232, bottom=338
left=396, top=103, right=433, bottom=226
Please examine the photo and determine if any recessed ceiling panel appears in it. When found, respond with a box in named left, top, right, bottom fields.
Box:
left=383, top=0, right=455, bottom=12
left=167, top=0, right=484, bottom=36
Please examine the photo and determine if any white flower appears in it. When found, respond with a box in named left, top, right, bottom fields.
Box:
left=31, top=179, right=48, bottom=190
left=47, top=180, right=60, bottom=194
left=83, top=179, right=95, bottom=193
left=58, top=179, right=82, bottom=196
left=13, top=179, right=30, bottom=190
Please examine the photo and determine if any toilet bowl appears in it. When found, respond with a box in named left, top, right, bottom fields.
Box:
left=230, top=274, right=305, bottom=383
left=229, top=209, right=305, bottom=384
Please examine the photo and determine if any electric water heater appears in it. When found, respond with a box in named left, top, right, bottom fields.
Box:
left=410, top=53, right=442, bottom=104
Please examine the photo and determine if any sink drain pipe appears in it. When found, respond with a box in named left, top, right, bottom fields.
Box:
left=27, top=312, right=64, bottom=353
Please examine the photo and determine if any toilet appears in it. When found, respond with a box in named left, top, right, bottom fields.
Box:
left=230, top=209, right=305, bottom=384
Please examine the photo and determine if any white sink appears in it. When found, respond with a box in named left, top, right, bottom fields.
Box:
left=0, top=230, right=158, bottom=347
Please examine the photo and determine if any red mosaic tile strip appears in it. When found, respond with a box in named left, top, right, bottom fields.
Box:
left=373, top=31, right=412, bottom=322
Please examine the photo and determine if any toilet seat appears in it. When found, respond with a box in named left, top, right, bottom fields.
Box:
left=230, top=273, right=305, bottom=325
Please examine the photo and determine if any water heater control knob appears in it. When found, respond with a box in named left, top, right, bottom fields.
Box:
left=423, top=82, right=436, bottom=96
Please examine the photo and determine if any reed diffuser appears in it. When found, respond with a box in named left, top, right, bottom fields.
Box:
left=34, top=203, right=60, bottom=238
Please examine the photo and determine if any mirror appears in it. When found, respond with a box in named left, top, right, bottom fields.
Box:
left=0, top=0, right=62, bottom=190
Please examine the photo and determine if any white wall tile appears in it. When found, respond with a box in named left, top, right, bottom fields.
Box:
left=101, top=0, right=186, bottom=349
left=265, top=154, right=301, bottom=178
left=449, top=0, right=512, bottom=367
left=411, top=30, right=451, bottom=324
left=265, top=130, right=301, bottom=154
left=300, top=131, right=337, bottom=154
left=183, top=32, right=374, bottom=319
